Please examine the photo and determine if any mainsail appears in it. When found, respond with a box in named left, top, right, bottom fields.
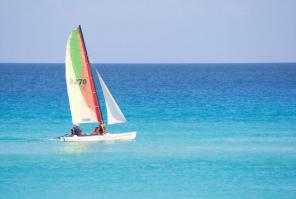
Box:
left=96, top=70, right=127, bottom=125
left=65, top=26, right=103, bottom=124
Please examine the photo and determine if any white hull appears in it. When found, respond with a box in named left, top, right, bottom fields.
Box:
left=59, top=132, right=136, bottom=142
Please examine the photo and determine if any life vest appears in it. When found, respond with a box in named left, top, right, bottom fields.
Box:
left=93, top=127, right=99, bottom=135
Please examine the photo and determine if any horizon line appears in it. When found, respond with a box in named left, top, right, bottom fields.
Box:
left=0, top=62, right=296, bottom=65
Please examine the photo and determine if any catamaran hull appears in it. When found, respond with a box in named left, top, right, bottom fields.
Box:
left=59, top=132, right=136, bottom=142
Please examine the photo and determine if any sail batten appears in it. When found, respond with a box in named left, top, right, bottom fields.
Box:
left=65, top=26, right=103, bottom=124
left=96, top=70, right=127, bottom=125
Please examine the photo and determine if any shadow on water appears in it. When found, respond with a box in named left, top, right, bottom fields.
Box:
left=0, top=133, right=137, bottom=155
left=56, top=138, right=136, bottom=154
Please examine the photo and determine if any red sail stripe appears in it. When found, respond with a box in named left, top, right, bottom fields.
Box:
left=77, top=26, right=103, bottom=124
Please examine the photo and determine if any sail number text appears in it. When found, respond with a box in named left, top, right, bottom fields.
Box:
left=69, top=79, right=87, bottom=85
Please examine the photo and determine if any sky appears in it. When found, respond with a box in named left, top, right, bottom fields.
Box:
left=0, top=0, right=295, bottom=63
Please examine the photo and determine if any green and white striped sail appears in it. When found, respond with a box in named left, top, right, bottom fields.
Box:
left=65, top=27, right=102, bottom=124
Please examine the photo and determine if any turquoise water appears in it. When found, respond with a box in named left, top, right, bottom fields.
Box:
left=1, top=63, right=296, bottom=198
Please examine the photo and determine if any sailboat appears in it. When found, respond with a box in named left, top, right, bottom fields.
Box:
left=59, top=25, right=136, bottom=142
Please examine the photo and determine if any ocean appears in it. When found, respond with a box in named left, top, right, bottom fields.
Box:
left=0, top=63, right=296, bottom=198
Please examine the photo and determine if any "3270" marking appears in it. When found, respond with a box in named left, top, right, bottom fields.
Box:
left=69, top=79, right=87, bottom=85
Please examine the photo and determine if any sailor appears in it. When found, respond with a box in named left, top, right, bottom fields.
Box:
left=101, top=123, right=106, bottom=135
left=72, top=124, right=82, bottom=136
left=97, top=124, right=102, bottom=135
left=70, top=125, right=76, bottom=135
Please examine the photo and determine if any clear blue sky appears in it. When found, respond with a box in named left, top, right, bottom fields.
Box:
left=0, top=0, right=295, bottom=63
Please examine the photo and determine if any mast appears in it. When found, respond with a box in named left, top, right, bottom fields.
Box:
left=77, top=25, right=104, bottom=124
